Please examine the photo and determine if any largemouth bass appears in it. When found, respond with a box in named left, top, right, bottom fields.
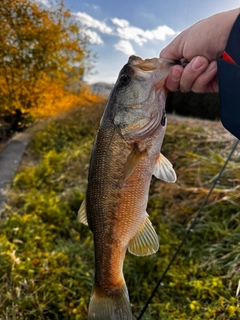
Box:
left=78, top=55, right=177, bottom=320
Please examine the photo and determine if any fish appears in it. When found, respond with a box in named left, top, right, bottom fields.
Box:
left=78, top=55, right=177, bottom=320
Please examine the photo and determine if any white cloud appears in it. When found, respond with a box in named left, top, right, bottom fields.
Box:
left=73, top=11, right=176, bottom=55
left=144, top=25, right=176, bottom=41
left=73, top=12, right=113, bottom=34
left=116, top=26, right=147, bottom=46
left=111, top=18, right=129, bottom=28
left=84, top=29, right=103, bottom=45
left=84, top=3, right=99, bottom=10
left=114, top=40, right=136, bottom=56
left=116, top=24, right=176, bottom=46
left=73, top=12, right=176, bottom=44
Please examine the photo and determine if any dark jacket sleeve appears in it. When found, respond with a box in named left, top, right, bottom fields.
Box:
left=217, top=14, right=240, bottom=139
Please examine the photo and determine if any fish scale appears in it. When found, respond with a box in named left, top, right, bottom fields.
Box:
left=78, top=55, right=177, bottom=319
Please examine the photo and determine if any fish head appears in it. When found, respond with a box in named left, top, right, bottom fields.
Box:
left=103, top=55, right=175, bottom=140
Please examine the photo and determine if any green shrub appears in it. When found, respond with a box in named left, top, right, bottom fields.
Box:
left=1, top=102, right=240, bottom=319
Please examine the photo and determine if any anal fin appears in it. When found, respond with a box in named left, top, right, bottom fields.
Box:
left=128, top=214, right=159, bottom=256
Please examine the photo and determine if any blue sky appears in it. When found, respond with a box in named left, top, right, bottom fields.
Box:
left=43, top=0, right=239, bottom=84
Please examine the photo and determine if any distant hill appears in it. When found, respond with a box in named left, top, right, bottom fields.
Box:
left=90, top=82, right=114, bottom=97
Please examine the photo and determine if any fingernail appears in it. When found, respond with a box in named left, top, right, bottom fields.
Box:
left=171, top=67, right=182, bottom=82
left=192, top=56, right=204, bottom=71
left=207, top=60, right=217, bottom=72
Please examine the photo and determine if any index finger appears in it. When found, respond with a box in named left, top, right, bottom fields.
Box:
left=179, top=56, right=209, bottom=92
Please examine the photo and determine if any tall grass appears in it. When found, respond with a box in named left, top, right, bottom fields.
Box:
left=0, top=103, right=240, bottom=319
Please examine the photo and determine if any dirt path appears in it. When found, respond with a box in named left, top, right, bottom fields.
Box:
left=0, top=116, right=235, bottom=215
left=168, top=115, right=231, bottom=137
left=0, top=132, right=31, bottom=214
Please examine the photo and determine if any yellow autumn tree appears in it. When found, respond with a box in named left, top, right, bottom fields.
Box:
left=0, top=0, right=99, bottom=118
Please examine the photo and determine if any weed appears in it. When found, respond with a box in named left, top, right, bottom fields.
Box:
left=0, top=105, right=240, bottom=319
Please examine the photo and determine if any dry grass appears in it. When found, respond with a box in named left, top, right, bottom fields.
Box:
left=1, top=104, right=240, bottom=319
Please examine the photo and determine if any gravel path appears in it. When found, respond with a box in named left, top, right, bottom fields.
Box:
left=0, top=132, right=30, bottom=214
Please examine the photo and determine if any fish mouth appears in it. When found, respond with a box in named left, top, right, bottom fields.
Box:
left=128, top=55, right=175, bottom=84
left=128, top=55, right=175, bottom=71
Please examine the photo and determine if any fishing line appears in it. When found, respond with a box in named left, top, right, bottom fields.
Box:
left=137, top=138, right=239, bottom=320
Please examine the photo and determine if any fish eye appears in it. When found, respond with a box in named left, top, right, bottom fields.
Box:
left=119, top=74, right=131, bottom=86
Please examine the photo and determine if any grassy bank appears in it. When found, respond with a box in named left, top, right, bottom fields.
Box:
left=0, top=102, right=240, bottom=319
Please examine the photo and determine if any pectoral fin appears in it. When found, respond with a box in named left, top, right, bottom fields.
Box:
left=122, top=147, right=146, bottom=181
left=128, top=214, right=159, bottom=256
left=153, top=153, right=177, bottom=183
left=77, top=198, right=88, bottom=226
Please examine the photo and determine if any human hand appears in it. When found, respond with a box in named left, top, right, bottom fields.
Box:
left=160, top=8, right=239, bottom=93
left=165, top=56, right=218, bottom=93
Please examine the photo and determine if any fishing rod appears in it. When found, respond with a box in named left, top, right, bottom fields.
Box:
left=137, top=138, right=239, bottom=320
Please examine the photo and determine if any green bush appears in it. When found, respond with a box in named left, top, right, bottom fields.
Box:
left=1, top=102, right=240, bottom=319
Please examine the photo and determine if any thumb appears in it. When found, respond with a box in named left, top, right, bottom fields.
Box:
left=160, top=32, right=185, bottom=60
left=160, top=43, right=183, bottom=61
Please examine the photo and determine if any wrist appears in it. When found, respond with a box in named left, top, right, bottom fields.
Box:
left=212, top=8, right=240, bottom=57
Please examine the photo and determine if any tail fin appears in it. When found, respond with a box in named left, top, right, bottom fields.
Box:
left=88, top=283, right=132, bottom=320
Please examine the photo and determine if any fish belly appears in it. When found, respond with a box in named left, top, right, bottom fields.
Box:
left=86, top=125, right=156, bottom=320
